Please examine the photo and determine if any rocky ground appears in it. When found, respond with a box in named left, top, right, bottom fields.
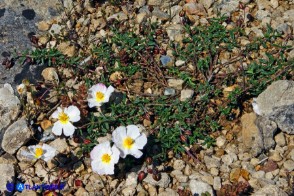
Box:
left=0, top=0, right=294, bottom=195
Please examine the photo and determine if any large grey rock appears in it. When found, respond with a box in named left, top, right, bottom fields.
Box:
left=189, top=180, right=214, bottom=196
left=269, top=104, right=294, bottom=134
left=0, top=0, right=61, bottom=87
left=1, top=119, right=33, bottom=154
left=0, top=84, right=20, bottom=150
left=252, top=185, right=287, bottom=196
left=254, top=80, right=294, bottom=116
left=256, top=116, right=278, bottom=149
left=0, top=163, right=15, bottom=194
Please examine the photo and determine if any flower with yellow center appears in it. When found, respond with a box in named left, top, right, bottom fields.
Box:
left=16, top=83, right=27, bottom=95
left=112, top=125, right=147, bottom=158
left=87, top=83, right=115, bottom=108
left=90, top=141, right=120, bottom=175
left=22, top=144, right=56, bottom=162
left=51, top=106, right=81, bottom=137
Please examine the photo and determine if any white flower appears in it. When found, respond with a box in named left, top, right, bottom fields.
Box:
left=17, top=83, right=27, bottom=95
left=87, top=83, right=114, bottom=108
left=90, top=141, right=120, bottom=175
left=23, top=144, right=56, bottom=162
left=51, top=105, right=80, bottom=136
left=112, top=125, right=147, bottom=158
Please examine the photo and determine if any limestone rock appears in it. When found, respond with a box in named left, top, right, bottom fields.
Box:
left=241, top=113, right=263, bottom=156
left=1, top=119, right=33, bottom=154
left=0, top=84, right=20, bottom=148
left=180, top=89, right=194, bottom=101
left=254, top=80, right=294, bottom=116
left=269, top=104, right=294, bottom=134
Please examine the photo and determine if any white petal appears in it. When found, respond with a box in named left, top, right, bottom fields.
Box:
left=66, top=105, right=81, bottom=122
left=42, top=144, right=57, bottom=159
left=51, top=108, right=61, bottom=119
left=62, top=122, right=76, bottom=136
left=52, top=121, right=63, bottom=136
left=21, top=150, right=36, bottom=160
left=90, top=145, right=102, bottom=160
left=111, top=145, right=120, bottom=164
left=91, top=159, right=104, bottom=174
left=126, top=125, right=140, bottom=139
left=88, top=98, right=101, bottom=108
left=112, top=126, right=127, bottom=146
left=134, top=134, right=147, bottom=149
left=90, top=83, right=107, bottom=94
left=119, top=148, right=129, bottom=158
left=103, top=86, right=115, bottom=103
left=104, top=164, right=115, bottom=175
left=130, top=148, right=143, bottom=158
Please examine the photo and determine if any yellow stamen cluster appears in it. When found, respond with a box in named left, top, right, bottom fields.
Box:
left=58, top=112, right=69, bottom=124
left=101, top=153, right=111, bottom=164
left=123, top=137, right=135, bottom=149
left=35, top=148, right=43, bottom=158
left=96, top=92, right=105, bottom=102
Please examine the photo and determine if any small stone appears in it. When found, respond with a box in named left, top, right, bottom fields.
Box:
left=91, top=18, right=106, bottom=30
left=143, top=173, right=170, bottom=188
left=184, top=164, right=192, bottom=176
left=180, top=89, right=194, bottom=101
left=216, top=136, right=226, bottom=148
left=49, top=138, right=69, bottom=153
left=204, top=156, right=221, bottom=169
left=160, top=55, right=172, bottom=66
left=175, top=174, right=188, bottom=183
left=283, top=160, right=294, bottom=171
left=183, top=3, right=206, bottom=16
left=75, top=187, right=89, bottom=196
left=136, top=12, right=147, bottom=24
left=1, top=119, right=32, bottom=154
left=230, top=168, right=241, bottom=182
left=199, top=0, right=215, bottom=9
left=125, top=172, right=138, bottom=188
left=269, top=150, right=282, bottom=162
left=49, top=23, right=62, bottom=35
left=166, top=24, right=183, bottom=41
left=189, top=180, right=214, bottom=196
left=210, top=168, right=219, bottom=176
left=122, top=187, right=136, bottom=196
left=265, top=172, right=274, bottom=180
left=175, top=60, right=185, bottom=67
left=252, top=185, right=287, bottom=196
left=270, top=0, right=279, bottom=9
left=173, top=160, right=186, bottom=171
left=213, top=177, right=221, bottom=190
left=222, top=153, right=237, bottom=166
left=152, top=8, right=170, bottom=21
left=250, top=158, right=260, bottom=166
left=158, top=188, right=178, bottom=196
left=42, top=67, right=59, bottom=84
left=37, top=21, right=51, bottom=31
left=164, top=88, right=176, bottom=96
left=238, top=153, right=251, bottom=161
left=252, top=171, right=265, bottom=179
left=147, top=184, right=157, bottom=196
left=57, top=42, right=76, bottom=57
left=168, top=79, right=184, bottom=90
left=274, top=132, right=286, bottom=147
left=107, top=12, right=128, bottom=21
